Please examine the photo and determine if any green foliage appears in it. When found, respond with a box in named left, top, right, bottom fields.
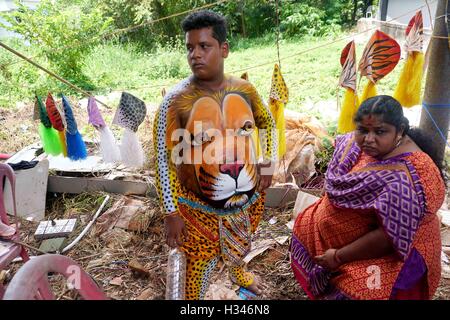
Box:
left=315, top=136, right=335, bottom=175
left=280, top=2, right=341, bottom=38
left=0, top=0, right=113, bottom=91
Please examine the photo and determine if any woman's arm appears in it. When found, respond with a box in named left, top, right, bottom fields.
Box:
left=314, top=227, right=394, bottom=271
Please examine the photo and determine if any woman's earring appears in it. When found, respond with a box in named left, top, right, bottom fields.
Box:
left=395, top=137, right=403, bottom=148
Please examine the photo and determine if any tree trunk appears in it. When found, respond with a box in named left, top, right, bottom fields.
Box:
left=352, top=0, right=358, bottom=24
left=419, top=0, right=450, bottom=165
left=240, top=0, right=246, bottom=38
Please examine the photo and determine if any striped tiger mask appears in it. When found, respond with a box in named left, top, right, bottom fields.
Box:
left=173, top=92, right=259, bottom=209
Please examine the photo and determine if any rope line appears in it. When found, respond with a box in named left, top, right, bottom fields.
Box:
left=0, top=0, right=444, bottom=103
left=0, top=41, right=111, bottom=109
left=422, top=103, right=450, bottom=148
left=231, top=0, right=439, bottom=74
left=275, top=0, right=282, bottom=70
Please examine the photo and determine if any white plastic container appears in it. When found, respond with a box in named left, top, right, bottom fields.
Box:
left=165, top=248, right=186, bottom=300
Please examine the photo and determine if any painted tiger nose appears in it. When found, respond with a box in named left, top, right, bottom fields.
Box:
left=219, top=162, right=244, bottom=179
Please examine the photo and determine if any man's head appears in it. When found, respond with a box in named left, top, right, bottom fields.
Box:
left=181, top=10, right=229, bottom=82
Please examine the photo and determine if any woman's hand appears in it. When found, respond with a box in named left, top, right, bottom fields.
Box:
left=314, top=248, right=342, bottom=271
left=164, top=213, right=188, bottom=248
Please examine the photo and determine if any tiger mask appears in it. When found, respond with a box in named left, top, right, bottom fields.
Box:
left=169, top=89, right=259, bottom=209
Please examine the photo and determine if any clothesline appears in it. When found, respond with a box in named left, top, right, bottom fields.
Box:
left=113, top=0, right=442, bottom=90
left=0, top=41, right=111, bottom=109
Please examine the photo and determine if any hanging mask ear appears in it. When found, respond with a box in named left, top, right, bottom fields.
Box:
left=269, top=64, right=289, bottom=104
left=358, top=30, right=401, bottom=85
left=337, top=41, right=359, bottom=134
left=269, top=64, right=289, bottom=158
left=62, top=94, right=87, bottom=160
left=113, top=92, right=147, bottom=132
left=36, top=94, right=63, bottom=156
left=113, top=92, right=146, bottom=168
left=87, top=96, right=120, bottom=163
left=36, top=94, right=52, bottom=128
left=240, top=72, right=249, bottom=81
left=46, top=92, right=67, bottom=157
left=393, top=11, right=424, bottom=107
left=87, top=96, right=106, bottom=129
left=358, top=30, right=401, bottom=103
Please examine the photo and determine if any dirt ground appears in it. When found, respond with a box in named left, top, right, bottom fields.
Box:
left=1, top=99, right=450, bottom=300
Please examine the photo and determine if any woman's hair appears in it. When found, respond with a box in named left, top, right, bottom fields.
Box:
left=354, top=95, right=445, bottom=177
left=181, top=10, right=227, bottom=44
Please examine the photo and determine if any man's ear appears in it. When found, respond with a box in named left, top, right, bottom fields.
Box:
left=222, top=41, right=229, bottom=58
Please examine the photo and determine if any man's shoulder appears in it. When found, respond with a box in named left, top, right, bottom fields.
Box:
left=227, top=75, right=255, bottom=89
left=161, top=77, right=192, bottom=104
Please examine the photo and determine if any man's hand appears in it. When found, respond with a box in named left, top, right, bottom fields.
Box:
left=257, top=160, right=274, bottom=192
left=164, top=213, right=188, bottom=248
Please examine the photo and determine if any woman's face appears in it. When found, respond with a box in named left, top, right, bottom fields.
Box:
left=355, top=114, right=401, bottom=158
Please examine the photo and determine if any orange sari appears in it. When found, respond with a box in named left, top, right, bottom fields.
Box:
left=292, top=151, right=445, bottom=300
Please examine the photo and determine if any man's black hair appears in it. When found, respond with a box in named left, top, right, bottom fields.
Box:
left=181, top=10, right=227, bottom=44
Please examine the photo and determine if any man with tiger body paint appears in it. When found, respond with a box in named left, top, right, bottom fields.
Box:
left=153, top=10, right=278, bottom=300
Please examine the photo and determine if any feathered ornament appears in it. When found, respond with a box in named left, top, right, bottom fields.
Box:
left=87, top=96, right=121, bottom=163
left=113, top=92, right=146, bottom=168
left=36, top=94, right=63, bottom=156
left=393, top=11, right=425, bottom=107
left=269, top=64, right=289, bottom=158
left=358, top=30, right=401, bottom=102
left=62, top=95, right=88, bottom=160
left=46, top=93, right=68, bottom=157
left=337, top=41, right=360, bottom=133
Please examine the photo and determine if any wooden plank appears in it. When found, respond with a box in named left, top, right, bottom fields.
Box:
left=264, top=187, right=299, bottom=208
left=47, top=175, right=157, bottom=197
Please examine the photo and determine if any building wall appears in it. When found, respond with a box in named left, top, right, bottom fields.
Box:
left=379, top=0, right=437, bottom=29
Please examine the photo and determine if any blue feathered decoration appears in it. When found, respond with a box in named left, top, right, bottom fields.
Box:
left=62, top=95, right=87, bottom=160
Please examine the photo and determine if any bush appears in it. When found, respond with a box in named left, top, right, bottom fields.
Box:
left=0, top=0, right=113, bottom=91
left=280, top=2, right=341, bottom=38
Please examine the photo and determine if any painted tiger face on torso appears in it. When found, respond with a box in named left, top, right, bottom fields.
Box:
left=169, top=80, right=259, bottom=209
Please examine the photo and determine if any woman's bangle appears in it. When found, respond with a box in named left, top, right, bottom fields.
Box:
left=333, top=249, right=342, bottom=265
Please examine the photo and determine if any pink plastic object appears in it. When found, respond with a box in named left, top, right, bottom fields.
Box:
left=3, top=254, right=108, bottom=300
left=0, top=154, right=11, bottom=160
left=0, top=163, right=29, bottom=298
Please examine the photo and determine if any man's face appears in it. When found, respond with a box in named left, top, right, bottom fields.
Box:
left=185, top=27, right=229, bottom=81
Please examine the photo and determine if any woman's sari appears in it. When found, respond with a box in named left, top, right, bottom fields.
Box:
left=290, top=132, right=445, bottom=299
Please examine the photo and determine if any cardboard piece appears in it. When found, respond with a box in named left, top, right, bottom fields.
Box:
left=265, top=187, right=299, bottom=208
left=4, top=159, right=49, bottom=221
left=292, top=191, right=320, bottom=220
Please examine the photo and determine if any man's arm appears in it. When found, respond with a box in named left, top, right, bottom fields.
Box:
left=153, top=103, right=187, bottom=248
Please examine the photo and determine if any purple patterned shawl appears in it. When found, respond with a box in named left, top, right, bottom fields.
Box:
left=325, top=133, right=426, bottom=260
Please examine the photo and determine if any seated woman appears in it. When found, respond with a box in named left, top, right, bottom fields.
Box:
left=290, top=95, right=446, bottom=300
